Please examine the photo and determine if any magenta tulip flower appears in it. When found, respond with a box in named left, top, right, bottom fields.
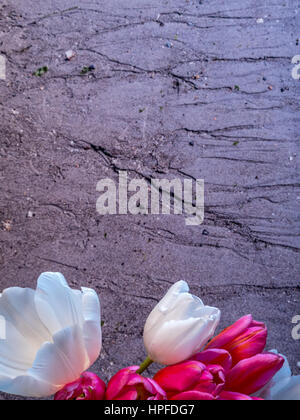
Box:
left=106, top=366, right=166, bottom=400
left=154, top=352, right=284, bottom=400
left=154, top=360, right=225, bottom=400
left=54, top=372, right=106, bottom=400
left=205, top=315, right=268, bottom=365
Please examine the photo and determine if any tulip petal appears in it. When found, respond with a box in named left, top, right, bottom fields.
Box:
left=0, top=287, right=51, bottom=352
left=206, top=315, right=253, bottom=350
left=154, top=361, right=206, bottom=395
left=144, top=281, right=191, bottom=333
left=106, top=366, right=140, bottom=400
left=0, top=319, right=33, bottom=378
left=171, top=391, right=214, bottom=400
left=256, top=350, right=293, bottom=400
left=218, top=391, right=254, bottom=401
left=0, top=287, right=52, bottom=380
left=146, top=319, right=200, bottom=366
left=54, top=372, right=106, bottom=401
left=29, top=325, right=89, bottom=389
left=146, top=312, right=220, bottom=366
left=81, top=288, right=102, bottom=366
left=0, top=373, right=59, bottom=398
left=228, top=326, right=267, bottom=365
left=192, top=349, right=232, bottom=372
left=225, top=353, right=284, bottom=395
left=35, top=272, right=84, bottom=334
left=106, top=367, right=165, bottom=401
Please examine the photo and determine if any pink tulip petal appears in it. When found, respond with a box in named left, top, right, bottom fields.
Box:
left=206, top=315, right=253, bottom=350
left=207, top=365, right=226, bottom=395
left=225, top=353, right=284, bottom=395
left=106, top=367, right=166, bottom=401
left=228, top=327, right=267, bottom=365
left=218, top=391, right=254, bottom=401
left=154, top=361, right=206, bottom=395
left=147, top=378, right=167, bottom=399
left=171, top=391, right=215, bottom=400
left=114, top=389, right=139, bottom=400
left=192, top=349, right=232, bottom=372
left=54, top=372, right=106, bottom=400
left=105, top=366, right=139, bottom=400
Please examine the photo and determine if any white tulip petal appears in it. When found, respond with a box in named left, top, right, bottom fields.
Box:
left=146, top=318, right=204, bottom=365
left=81, top=288, right=102, bottom=365
left=29, top=325, right=88, bottom=387
left=146, top=311, right=220, bottom=366
left=0, top=320, right=36, bottom=378
left=158, top=281, right=191, bottom=313
left=0, top=287, right=52, bottom=380
left=145, top=282, right=196, bottom=332
left=0, top=287, right=51, bottom=348
left=0, top=373, right=59, bottom=398
left=35, top=273, right=84, bottom=334
left=164, top=293, right=202, bottom=321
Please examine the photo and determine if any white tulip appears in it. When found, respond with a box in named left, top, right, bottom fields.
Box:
left=143, top=281, right=221, bottom=365
left=0, top=272, right=102, bottom=398
left=257, top=350, right=300, bottom=400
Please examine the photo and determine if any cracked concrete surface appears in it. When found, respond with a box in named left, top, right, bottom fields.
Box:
left=0, top=0, right=299, bottom=399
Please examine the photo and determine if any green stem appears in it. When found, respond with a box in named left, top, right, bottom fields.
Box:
left=136, top=356, right=153, bottom=375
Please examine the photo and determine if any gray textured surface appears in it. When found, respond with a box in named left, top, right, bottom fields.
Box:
left=0, top=0, right=299, bottom=400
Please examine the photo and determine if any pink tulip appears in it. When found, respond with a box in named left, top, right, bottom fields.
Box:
left=205, top=315, right=267, bottom=365
left=54, top=372, right=106, bottom=400
left=154, top=361, right=225, bottom=400
left=225, top=353, right=285, bottom=395
left=105, top=366, right=166, bottom=400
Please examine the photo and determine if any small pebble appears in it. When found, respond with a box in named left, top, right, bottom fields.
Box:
left=65, top=50, right=76, bottom=61
left=202, top=229, right=210, bottom=236
left=2, top=220, right=12, bottom=231
left=256, top=18, right=264, bottom=24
